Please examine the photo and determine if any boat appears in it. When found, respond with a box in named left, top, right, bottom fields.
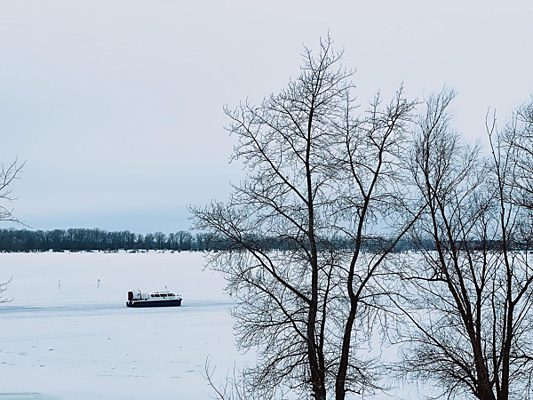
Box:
left=126, top=289, right=182, bottom=307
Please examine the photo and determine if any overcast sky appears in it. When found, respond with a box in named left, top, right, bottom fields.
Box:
left=1, top=0, right=532, bottom=233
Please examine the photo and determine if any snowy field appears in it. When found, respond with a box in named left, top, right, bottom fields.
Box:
left=0, top=251, right=431, bottom=400
left=0, top=251, right=247, bottom=400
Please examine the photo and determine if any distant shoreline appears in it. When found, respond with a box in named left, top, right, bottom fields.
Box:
left=0, top=228, right=515, bottom=253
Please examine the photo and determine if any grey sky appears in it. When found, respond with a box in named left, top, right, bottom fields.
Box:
left=1, top=0, right=532, bottom=233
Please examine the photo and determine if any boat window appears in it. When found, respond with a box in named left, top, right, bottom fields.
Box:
left=161, top=294, right=167, bottom=297
left=150, top=294, right=155, bottom=297
left=154, top=293, right=161, bottom=297
left=169, top=293, right=175, bottom=296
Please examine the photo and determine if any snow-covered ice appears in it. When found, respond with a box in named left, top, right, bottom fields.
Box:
left=0, top=251, right=433, bottom=400
left=0, top=251, right=244, bottom=400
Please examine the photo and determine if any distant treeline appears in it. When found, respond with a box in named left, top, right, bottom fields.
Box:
left=0, top=229, right=199, bottom=252
left=0, top=228, right=510, bottom=253
left=0, top=228, right=424, bottom=253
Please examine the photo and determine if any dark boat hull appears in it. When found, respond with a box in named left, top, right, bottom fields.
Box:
left=126, top=299, right=182, bottom=308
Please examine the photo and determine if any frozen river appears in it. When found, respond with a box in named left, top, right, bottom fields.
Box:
left=0, top=251, right=243, bottom=400
left=0, top=251, right=433, bottom=400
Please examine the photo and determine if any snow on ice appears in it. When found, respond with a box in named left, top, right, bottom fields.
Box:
left=0, top=251, right=428, bottom=399
left=0, top=251, right=244, bottom=400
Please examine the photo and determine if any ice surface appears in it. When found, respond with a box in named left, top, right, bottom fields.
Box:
left=0, top=251, right=246, bottom=400
left=0, top=251, right=432, bottom=399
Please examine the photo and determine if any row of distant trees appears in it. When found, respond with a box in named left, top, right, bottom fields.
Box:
left=0, top=228, right=440, bottom=252
left=0, top=228, right=196, bottom=252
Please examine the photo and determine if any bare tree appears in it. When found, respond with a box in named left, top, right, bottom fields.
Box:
left=192, top=37, right=419, bottom=399
left=500, top=99, right=533, bottom=211
left=0, top=159, right=23, bottom=303
left=392, top=91, right=533, bottom=400
left=0, top=160, right=23, bottom=223
left=0, top=277, right=13, bottom=303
